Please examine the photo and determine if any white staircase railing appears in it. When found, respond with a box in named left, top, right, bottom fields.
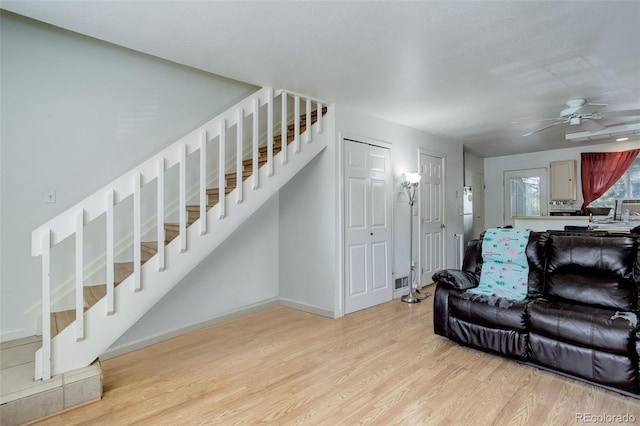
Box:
left=33, top=88, right=330, bottom=380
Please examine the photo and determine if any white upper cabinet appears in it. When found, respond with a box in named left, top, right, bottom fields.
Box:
left=550, top=160, right=577, bottom=201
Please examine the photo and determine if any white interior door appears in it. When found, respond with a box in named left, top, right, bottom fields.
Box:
left=344, top=139, right=392, bottom=314
left=420, top=153, right=445, bottom=285
left=472, top=172, right=485, bottom=239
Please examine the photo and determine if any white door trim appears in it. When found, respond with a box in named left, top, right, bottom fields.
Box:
left=338, top=132, right=393, bottom=315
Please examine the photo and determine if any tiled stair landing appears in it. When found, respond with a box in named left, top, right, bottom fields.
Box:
left=0, top=336, right=102, bottom=425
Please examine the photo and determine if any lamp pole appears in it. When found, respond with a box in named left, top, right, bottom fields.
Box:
left=401, top=174, right=423, bottom=303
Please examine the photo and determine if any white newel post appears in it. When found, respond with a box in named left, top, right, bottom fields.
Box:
left=106, top=190, right=115, bottom=315
left=41, top=230, right=52, bottom=380
left=75, top=209, right=85, bottom=341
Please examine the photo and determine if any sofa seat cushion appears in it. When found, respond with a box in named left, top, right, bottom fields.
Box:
left=449, top=318, right=528, bottom=360
left=449, top=292, right=529, bottom=331
left=528, top=299, right=638, bottom=356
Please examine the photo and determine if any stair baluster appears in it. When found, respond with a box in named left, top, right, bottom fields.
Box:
left=157, top=157, right=166, bottom=271
left=200, top=131, right=208, bottom=235
left=267, top=88, right=274, bottom=177
left=281, top=92, right=288, bottom=165
left=133, top=173, right=142, bottom=291
left=253, top=98, right=260, bottom=190
left=218, top=119, right=226, bottom=219
left=179, top=143, right=187, bottom=252
left=306, top=99, right=312, bottom=144
left=294, top=96, right=300, bottom=153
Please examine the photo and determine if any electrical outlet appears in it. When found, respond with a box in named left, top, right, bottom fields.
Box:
left=44, top=190, right=56, bottom=204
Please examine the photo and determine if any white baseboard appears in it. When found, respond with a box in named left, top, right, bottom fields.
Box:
left=100, top=297, right=281, bottom=360
left=99, top=296, right=335, bottom=360
left=0, top=327, right=31, bottom=343
left=278, top=298, right=334, bottom=318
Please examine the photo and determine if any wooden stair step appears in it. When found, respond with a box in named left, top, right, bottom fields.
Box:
left=51, top=309, right=75, bottom=339
left=185, top=204, right=215, bottom=212
left=257, top=141, right=283, bottom=156
left=207, top=186, right=233, bottom=198
left=83, top=284, right=107, bottom=311
left=225, top=170, right=252, bottom=181
left=114, top=262, right=134, bottom=284
left=164, top=224, right=179, bottom=243
left=165, top=218, right=199, bottom=235
left=52, top=274, right=129, bottom=338
left=141, top=242, right=158, bottom=264
left=242, top=156, right=269, bottom=171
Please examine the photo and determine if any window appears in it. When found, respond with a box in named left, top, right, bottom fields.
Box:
left=588, top=155, right=640, bottom=207
left=510, top=176, right=541, bottom=216
left=503, top=168, right=548, bottom=226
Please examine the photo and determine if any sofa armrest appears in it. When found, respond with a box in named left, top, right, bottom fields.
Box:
left=432, top=269, right=479, bottom=290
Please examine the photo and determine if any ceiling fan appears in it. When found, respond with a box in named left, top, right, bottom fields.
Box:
left=522, top=98, right=640, bottom=137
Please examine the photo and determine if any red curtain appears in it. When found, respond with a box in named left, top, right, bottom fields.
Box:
left=581, top=149, right=640, bottom=212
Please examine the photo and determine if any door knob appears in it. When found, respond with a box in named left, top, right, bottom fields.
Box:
left=370, top=232, right=373, bottom=236
left=441, top=223, right=446, bottom=228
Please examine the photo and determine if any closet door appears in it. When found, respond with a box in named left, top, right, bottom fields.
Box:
left=344, top=139, right=392, bottom=314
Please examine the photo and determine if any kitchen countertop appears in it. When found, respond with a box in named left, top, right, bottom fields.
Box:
left=514, top=216, right=639, bottom=232
left=512, top=215, right=608, bottom=220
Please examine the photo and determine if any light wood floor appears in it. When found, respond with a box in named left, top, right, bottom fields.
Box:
left=35, top=295, right=639, bottom=425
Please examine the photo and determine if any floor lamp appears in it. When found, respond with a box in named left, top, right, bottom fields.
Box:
left=401, top=172, right=426, bottom=303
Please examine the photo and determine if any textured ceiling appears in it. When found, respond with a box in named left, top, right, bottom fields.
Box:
left=3, top=1, right=640, bottom=157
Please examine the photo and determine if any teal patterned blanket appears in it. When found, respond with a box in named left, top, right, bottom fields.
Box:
left=466, top=228, right=531, bottom=300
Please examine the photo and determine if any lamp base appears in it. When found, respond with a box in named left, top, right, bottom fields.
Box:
left=401, top=292, right=422, bottom=303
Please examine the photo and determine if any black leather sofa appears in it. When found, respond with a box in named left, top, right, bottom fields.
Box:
left=433, top=231, right=640, bottom=398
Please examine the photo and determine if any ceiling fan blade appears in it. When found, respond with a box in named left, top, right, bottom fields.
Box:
left=575, top=103, right=606, bottom=114
left=599, top=109, right=640, bottom=118
left=580, top=118, right=606, bottom=133
left=522, top=121, right=564, bottom=137
left=511, top=118, right=559, bottom=124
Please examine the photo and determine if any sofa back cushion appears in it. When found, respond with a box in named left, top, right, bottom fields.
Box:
left=546, top=235, right=638, bottom=310
left=524, top=231, right=549, bottom=298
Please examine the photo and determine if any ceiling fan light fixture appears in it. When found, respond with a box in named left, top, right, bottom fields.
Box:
left=566, top=122, right=640, bottom=142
